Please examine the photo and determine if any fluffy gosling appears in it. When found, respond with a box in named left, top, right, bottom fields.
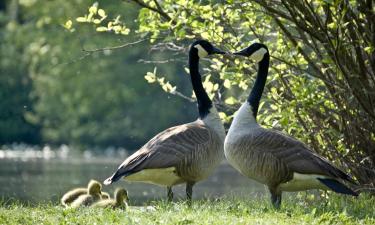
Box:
left=92, top=188, right=129, bottom=209
left=101, top=191, right=110, bottom=199
left=61, top=179, right=102, bottom=207
left=69, top=180, right=102, bottom=208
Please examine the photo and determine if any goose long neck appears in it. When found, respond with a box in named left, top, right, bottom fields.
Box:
left=189, top=50, right=212, bottom=119
left=247, top=52, right=270, bottom=119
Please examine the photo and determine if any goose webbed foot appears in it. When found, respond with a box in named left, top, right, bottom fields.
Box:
left=167, top=186, right=173, bottom=202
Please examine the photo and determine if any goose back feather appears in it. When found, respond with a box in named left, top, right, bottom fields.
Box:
left=226, top=126, right=355, bottom=188
left=105, top=119, right=223, bottom=186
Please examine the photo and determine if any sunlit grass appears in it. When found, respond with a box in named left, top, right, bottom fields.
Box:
left=0, top=194, right=373, bottom=224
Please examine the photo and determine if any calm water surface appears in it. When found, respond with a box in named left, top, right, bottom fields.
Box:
left=0, top=153, right=266, bottom=205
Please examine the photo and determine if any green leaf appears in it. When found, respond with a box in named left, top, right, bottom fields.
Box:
left=225, top=97, right=237, bottom=105
left=144, top=72, right=156, bottom=83
left=364, top=46, right=373, bottom=54
left=98, top=9, right=106, bottom=18
left=113, top=25, right=122, bottom=33
left=96, top=27, right=107, bottom=32
left=223, top=79, right=231, bottom=89
left=200, top=32, right=210, bottom=40
left=89, top=5, right=98, bottom=14
left=327, top=22, right=337, bottom=29
left=121, top=28, right=130, bottom=35
left=63, top=20, right=72, bottom=30
left=76, top=17, right=87, bottom=23
left=93, top=19, right=101, bottom=24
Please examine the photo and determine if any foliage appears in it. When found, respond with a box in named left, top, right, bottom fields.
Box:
left=0, top=195, right=374, bottom=224
left=70, top=0, right=375, bottom=188
left=0, top=1, right=41, bottom=144
left=0, top=0, right=197, bottom=149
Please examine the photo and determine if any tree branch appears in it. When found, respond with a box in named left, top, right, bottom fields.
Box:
left=81, top=38, right=150, bottom=53
left=127, top=0, right=171, bottom=21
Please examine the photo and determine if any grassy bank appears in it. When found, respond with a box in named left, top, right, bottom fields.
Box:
left=0, top=194, right=374, bottom=224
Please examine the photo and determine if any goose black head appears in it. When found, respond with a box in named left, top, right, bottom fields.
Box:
left=234, top=43, right=268, bottom=63
left=191, top=40, right=226, bottom=58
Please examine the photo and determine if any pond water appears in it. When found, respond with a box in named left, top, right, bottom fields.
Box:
left=0, top=148, right=266, bottom=205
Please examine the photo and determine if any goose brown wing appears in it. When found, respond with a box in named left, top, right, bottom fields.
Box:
left=105, top=121, right=211, bottom=183
left=249, top=128, right=355, bottom=183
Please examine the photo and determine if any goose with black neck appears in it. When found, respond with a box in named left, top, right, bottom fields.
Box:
left=104, top=40, right=226, bottom=202
left=224, top=43, right=358, bottom=208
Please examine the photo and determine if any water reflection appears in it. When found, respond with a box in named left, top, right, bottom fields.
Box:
left=0, top=150, right=266, bottom=205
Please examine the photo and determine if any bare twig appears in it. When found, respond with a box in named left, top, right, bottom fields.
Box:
left=170, top=90, right=195, bottom=103
left=127, top=0, right=171, bottom=21
left=354, top=187, right=375, bottom=193
left=138, top=57, right=185, bottom=64
left=81, top=38, right=150, bottom=53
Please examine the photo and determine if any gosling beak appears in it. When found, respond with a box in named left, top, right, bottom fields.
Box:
left=212, top=46, right=227, bottom=54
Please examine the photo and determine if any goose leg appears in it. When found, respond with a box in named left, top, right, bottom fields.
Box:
left=186, top=181, right=195, bottom=201
left=271, top=193, right=282, bottom=209
left=269, top=187, right=282, bottom=209
left=167, top=186, right=173, bottom=201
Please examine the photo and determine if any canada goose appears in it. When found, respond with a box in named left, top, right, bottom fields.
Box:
left=61, top=179, right=102, bottom=207
left=70, top=180, right=102, bottom=208
left=104, top=40, right=226, bottom=201
left=224, top=43, right=358, bottom=208
left=92, top=188, right=129, bottom=209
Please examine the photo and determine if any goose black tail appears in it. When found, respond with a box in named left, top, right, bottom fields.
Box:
left=317, top=178, right=358, bottom=196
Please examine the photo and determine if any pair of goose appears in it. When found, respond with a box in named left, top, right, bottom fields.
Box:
left=104, top=40, right=357, bottom=208
left=61, top=180, right=128, bottom=209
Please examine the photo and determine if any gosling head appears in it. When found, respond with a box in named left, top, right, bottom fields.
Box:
left=114, top=188, right=129, bottom=204
left=191, top=40, right=226, bottom=58
left=233, top=43, right=268, bottom=63
left=87, top=179, right=102, bottom=195
left=101, top=192, right=110, bottom=199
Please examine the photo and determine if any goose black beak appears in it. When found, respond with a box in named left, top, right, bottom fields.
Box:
left=212, top=46, right=227, bottom=54
left=233, top=48, right=247, bottom=56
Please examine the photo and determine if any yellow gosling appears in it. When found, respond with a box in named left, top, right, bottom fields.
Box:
left=61, top=179, right=102, bottom=207
left=101, top=192, right=110, bottom=199
left=92, top=188, right=129, bottom=209
left=69, top=180, right=102, bottom=208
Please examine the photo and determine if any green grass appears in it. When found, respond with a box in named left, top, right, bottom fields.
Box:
left=0, top=194, right=374, bottom=225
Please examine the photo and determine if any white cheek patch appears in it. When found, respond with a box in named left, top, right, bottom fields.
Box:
left=194, top=44, right=209, bottom=58
left=250, top=48, right=267, bottom=62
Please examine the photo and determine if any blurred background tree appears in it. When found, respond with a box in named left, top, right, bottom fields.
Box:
left=0, top=0, right=197, bottom=149
left=0, top=0, right=41, bottom=144
left=0, top=0, right=374, bottom=190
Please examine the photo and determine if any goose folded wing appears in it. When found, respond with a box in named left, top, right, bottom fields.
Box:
left=250, top=129, right=355, bottom=183
left=116, top=122, right=211, bottom=175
